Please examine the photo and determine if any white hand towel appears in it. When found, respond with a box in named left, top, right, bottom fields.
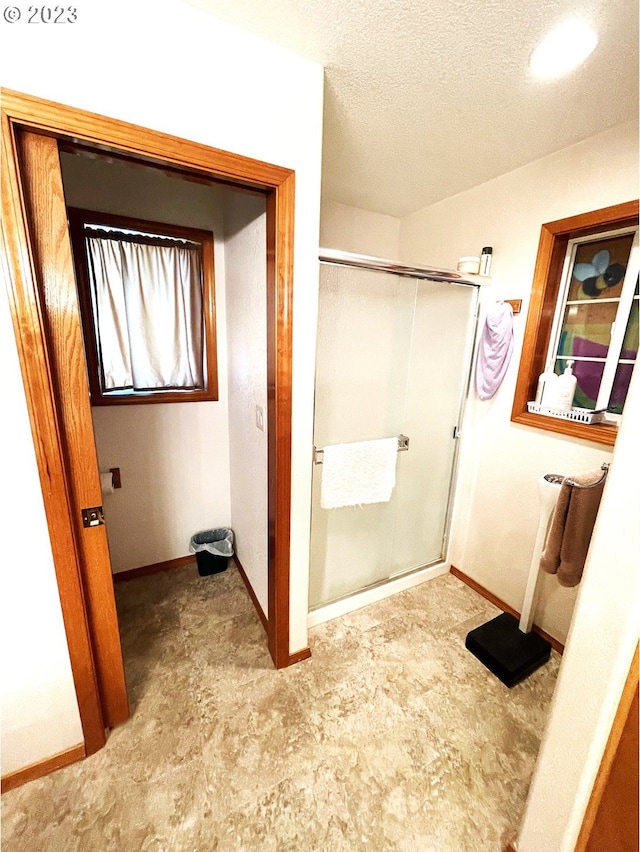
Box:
left=320, top=437, right=398, bottom=509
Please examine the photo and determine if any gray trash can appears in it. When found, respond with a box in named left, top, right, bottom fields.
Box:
left=189, top=528, right=234, bottom=576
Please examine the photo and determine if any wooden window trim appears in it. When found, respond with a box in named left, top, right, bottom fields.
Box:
left=511, top=200, right=639, bottom=446
left=67, top=207, right=218, bottom=406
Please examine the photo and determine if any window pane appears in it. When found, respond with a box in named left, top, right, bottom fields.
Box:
left=610, top=361, right=635, bottom=415
left=558, top=300, right=618, bottom=348
left=568, top=233, right=635, bottom=301
left=556, top=295, right=637, bottom=411
left=555, top=301, right=616, bottom=407
left=609, top=292, right=639, bottom=415
left=555, top=358, right=605, bottom=410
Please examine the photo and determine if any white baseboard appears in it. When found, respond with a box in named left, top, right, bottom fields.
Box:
left=307, top=561, right=450, bottom=628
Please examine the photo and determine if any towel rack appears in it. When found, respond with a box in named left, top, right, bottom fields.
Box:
left=518, top=461, right=609, bottom=633
left=565, top=461, right=609, bottom=488
left=313, top=434, right=409, bottom=465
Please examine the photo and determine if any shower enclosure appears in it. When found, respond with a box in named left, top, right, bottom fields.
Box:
left=309, top=250, right=480, bottom=615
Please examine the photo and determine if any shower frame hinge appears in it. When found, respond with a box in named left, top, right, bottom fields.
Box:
left=453, top=425, right=461, bottom=439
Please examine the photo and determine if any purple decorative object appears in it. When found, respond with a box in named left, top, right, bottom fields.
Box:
left=475, top=302, right=514, bottom=400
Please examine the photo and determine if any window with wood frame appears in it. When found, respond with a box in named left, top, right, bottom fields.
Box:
left=68, top=208, right=218, bottom=405
left=511, top=201, right=639, bottom=446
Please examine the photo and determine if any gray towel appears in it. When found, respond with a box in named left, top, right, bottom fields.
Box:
left=540, top=468, right=607, bottom=587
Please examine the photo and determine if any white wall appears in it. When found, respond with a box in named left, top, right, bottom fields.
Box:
left=224, top=194, right=269, bottom=615
left=517, top=362, right=640, bottom=852
left=60, top=154, right=233, bottom=573
left=1, top=0, right=323, bottom=775
left=399, top=121, right=638, bottom=643
left=320, top=199, right=401, bottom=258
left=0, top=286, right=83, bottom=776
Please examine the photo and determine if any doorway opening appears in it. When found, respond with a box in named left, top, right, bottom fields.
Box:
left=57, top=145, right=271, bottom=707
left=2, top=89, right=299, bottom=762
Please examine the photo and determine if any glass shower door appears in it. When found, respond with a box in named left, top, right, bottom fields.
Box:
left=309, top=261, right=477, bottom=610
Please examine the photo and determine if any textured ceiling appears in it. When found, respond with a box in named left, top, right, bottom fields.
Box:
left=182, top=0, right=639, bottom=217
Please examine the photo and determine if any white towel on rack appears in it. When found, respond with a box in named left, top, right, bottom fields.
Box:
left=320, top=438, right=398, bottom=509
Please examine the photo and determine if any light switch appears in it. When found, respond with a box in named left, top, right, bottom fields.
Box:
left=255, top=405, right=264, bottom=431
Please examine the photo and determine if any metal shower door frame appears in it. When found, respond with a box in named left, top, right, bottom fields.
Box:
left=315, top=248, right=481, bottom=596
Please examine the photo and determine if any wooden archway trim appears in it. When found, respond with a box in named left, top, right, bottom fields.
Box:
left=1, top=88, right=297, bottom=758
left=4, top=89, right=293, bottom=188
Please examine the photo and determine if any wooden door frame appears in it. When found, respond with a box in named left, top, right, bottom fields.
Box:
left=505, top=647, right=639, bottom=852
left=574, top=644, right=639, bottom=851
left=1, top=89, right=297, bottom=755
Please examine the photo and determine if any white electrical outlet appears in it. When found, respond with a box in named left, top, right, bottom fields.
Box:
left=255, top=405, right=264, bottom=431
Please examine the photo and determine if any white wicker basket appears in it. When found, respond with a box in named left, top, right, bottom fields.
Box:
left=527, top=402, right=606, bottom=424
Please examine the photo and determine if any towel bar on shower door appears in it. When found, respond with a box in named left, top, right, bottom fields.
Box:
left=313, top=434, right=410, bottom=465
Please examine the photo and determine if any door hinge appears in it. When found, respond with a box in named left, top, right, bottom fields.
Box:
left=453, top=425, right=461, bottom=439
left=82, top=506, right=105, bottom=527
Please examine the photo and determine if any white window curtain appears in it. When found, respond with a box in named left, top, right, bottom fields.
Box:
left=85, top=234, right=204, bottom=391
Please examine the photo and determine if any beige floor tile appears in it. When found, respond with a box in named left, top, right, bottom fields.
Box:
left=1, top=566, right=560, bottom=852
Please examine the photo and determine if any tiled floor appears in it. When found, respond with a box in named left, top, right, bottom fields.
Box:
left=1, top=565, right=560, bottom=851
